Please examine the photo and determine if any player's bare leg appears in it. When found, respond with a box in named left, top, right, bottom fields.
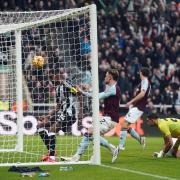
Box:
left=37, top=116, right=51, bottom=161
left=43, top=122, right=61, bottom=162
left=112, top=120, right=145, bottom=163
left=112, top=121, right=129, bottom=163
left=37, top=118, right=60, bottom=162
left=172, top=138, right=180, bottom=158
left=61, top=125, right=116, bottom=162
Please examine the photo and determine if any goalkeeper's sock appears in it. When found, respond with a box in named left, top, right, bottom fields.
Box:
left=38, top=128, right=50, bottom=150
left=119, top=128, right=127, bottom=149
left=48, top=132, right=56, bottom=157
left=76, top=134, right=92, bottom=155
left=128, top=128, right=141, bottom=143
left=100, top=137, right=111, bottom=149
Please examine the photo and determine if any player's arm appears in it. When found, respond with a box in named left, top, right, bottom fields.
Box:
left=154, top=123, right=173, bottom=158
left=154, top=136, right=173, bottom=158
left=127, top=90, right=146, bottom=106
left=98, top=86, right=116, bottom=99
left=163, top=135, right=173, bottom=154
left=172, top=138, right=180, bottom=157
left=160, top=123, right=173, bottom=155
left=127, top=79, right=148, bottom=107
left=77, top=85, right=116, bottom=100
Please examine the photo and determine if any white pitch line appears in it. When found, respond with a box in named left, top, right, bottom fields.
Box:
left=101, top=164, right=178, bottom=180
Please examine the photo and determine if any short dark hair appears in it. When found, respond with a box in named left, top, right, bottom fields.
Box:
left=147, top=113, right=158, bottom=120
left=107, top=69, right=119, bottom=81
left=140, top=67, right=150, bottom=77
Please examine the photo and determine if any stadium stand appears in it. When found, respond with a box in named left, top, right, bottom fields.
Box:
left=0, top=0, right=179, bottom=115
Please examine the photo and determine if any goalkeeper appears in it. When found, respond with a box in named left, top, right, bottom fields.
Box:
left=61, top=68, right=121, bottom=162
left=147, top=113, right=180, bottom=158
left=37, top=69, right=78, bottom=162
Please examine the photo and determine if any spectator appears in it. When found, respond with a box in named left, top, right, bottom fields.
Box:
left=117, top=70, right=131, bottom=95
left=146, top=100, right=157, bottom=114
left=0, top=0, right=179, bottom=115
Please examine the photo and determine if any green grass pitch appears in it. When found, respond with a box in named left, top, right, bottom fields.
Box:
left=0, top=137, right=180, bottom=180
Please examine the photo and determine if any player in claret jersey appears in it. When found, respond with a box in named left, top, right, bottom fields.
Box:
left=147, top=113, right=180, bottom=158
left=61, top=68, right=121, bottom=162
left=112, top=67, right=151, bottom=163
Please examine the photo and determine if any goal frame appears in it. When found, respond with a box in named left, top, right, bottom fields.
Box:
left=0, top=4, right=100, bottom=166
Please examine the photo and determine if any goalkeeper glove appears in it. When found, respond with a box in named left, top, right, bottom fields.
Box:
left=153, top=150, right=164, bottom=158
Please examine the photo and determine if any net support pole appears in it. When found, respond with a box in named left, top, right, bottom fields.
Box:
left=15, top=30, right=23, bottom=152
left=90, top=4, right=101, bottom=165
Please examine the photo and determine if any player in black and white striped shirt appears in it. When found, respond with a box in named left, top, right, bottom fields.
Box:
left=37, top=69, right=78, bottom=162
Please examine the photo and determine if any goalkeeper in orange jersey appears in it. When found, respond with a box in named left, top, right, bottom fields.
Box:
left=147, top=113, right=180, bottom=158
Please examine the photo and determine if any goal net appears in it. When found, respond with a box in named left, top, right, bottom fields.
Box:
left=0, top=4, right=100, bottom=166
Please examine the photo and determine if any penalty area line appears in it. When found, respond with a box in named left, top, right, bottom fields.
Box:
left=100, top=164, right=177, bottom=180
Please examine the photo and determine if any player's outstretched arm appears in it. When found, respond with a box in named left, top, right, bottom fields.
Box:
left=76, top=84, right=116, bottom=100
left=76, top=85, right=92, bottom=97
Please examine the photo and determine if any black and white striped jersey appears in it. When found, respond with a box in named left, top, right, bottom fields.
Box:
left=56, top=81, right=77, bottom=120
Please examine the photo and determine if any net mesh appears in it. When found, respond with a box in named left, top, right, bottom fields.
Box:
left=0, top=6, right=95, bottom=165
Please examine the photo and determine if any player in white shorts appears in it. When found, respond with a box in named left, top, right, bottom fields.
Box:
left=61, top=69, right=121, bottom=162
left=112, top=67, right=151, bottom=163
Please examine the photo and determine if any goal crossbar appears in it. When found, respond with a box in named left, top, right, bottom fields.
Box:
left=0, top=6, right=90, bottom=34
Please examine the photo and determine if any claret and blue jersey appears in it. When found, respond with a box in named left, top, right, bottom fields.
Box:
left=82, top=83, right=121, bottom=123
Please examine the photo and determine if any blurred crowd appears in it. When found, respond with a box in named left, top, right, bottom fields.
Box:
left=0, top=0, right=179, bottom=115
left=96, top=0, right=180, bottom=115
left=95, top=0, right=180, bottom=115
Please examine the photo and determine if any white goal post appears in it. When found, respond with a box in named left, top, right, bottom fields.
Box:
left=0, top=4, right=100, bottom=166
